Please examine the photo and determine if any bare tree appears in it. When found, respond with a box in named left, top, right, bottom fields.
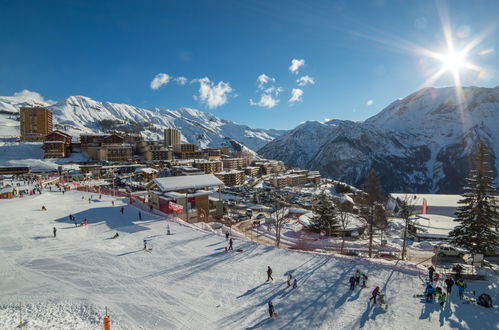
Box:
left=270, top=192, right=291, bottom=247
left=399, top=196, right=417, bottom=260
left=336, top=200, right=352, bottom=254
left=359, top=169, right=385, bottom=258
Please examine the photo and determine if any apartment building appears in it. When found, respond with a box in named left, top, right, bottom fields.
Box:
left=43, top=130, right=72, bottom=158
left=243, top=166, right=260, bottom=177
left=215, top=170, right=245, bottom=186
left=193, top=160, right=223, bottom=174
left=164, top=128, right=181, bottom=147
left=20, top=107, right=53, bottom=141
left=221, top=158, right=245, bottom=170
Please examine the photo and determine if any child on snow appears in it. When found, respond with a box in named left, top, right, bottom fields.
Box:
left=293, top=278, right=298, bottom=289
left=349, top=276, right=356, bottom=290
left=438, top=291, right=447, bottom=307
left=287, top=273, right=293, bottom=287
left=445, top=277, right=454, bottom=295
left=362, top=273, right=368, bottom=287
left=369, top=286, right=380, bottom=304
left=355, top=270, right=361, bottom=285
left=268, top=301, right=274, bottom=318
left=456, top=279, right=466, bottom=299
left=425, top=283, right=435, bottom=302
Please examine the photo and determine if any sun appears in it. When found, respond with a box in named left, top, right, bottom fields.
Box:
left=439, top=49, right=468, bottom=73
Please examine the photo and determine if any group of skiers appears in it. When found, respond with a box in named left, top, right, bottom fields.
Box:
left=425, top=265, right=468, bottom=306
left=266, top=267, right=298, bottom=319
left=349, top=269, right=368, bottom=290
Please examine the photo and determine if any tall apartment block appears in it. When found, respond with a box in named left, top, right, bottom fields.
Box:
left=20, top=107, right=53, bottom=141
left=164, top=128, right=181, bottom=147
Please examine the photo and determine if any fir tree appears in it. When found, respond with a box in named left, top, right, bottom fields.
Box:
left=449, top=141, right=499, bottom=254
left=310, top=193, right=339, bottom=235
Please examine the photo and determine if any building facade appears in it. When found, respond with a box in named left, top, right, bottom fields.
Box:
left=20, top=107, right=53, bottom=141
left=193, top=160, right=223, bottom=174
left=215, top=170, right=245, bottom=186
left=43, top=130, right=72, bottom=158
left=164, top=128, right=181, bottom=147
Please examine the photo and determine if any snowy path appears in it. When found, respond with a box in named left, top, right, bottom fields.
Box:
left=0, top=191, right=497, bottom=329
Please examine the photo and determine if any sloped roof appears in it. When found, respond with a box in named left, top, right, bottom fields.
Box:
left=152, top=174, right=224, bottom=191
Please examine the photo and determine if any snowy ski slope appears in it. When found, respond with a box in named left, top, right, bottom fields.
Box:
left=0, top=190, right=497, bottom=329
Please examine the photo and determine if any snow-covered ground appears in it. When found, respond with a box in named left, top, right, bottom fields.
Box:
left=0, top=191, right=497, bottom=329
left=0, top=141, right=88, bottom=171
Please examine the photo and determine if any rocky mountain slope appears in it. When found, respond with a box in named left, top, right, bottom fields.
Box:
left=259, top=86, right=499, bottom=193
left=0, top=92, right=284, bottom=152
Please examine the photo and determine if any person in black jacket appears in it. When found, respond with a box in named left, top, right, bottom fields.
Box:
left=444, top=277, right=454, bottom=295
left=268, top=301, right=274, bottom=318
left=428, top=266, right=435, bottom=281
left=266, top=266, right=273, bottom=281
left=349, top=276, right=356, bottom=290
left=228, top=238, right=233, bottom=250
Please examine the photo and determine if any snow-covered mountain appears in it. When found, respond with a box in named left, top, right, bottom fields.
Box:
left=0, top=92, right=284, bottom=152
left=259, top=86, right=499, bottom=193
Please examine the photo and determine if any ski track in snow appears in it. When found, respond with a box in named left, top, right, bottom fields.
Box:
left=0, top=190, right=497, bottom=329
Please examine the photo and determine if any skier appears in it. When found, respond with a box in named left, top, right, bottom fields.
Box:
left=355, top=270, right=361, bottom=285
left=349, top=276, right=356, bottom=290
left=268, top=301, right=274, bottom=318
left=138, top=212, right=142, bottom=220
left=143, top=239, right=147, bottom=250
left=369, top=286, right=380, bottom=304
left=120, top=207, right=124, bottom=215
left=438, top=291, right=447, bottom=307
left=112, top=232, right=119, bottom=239
left=81, top=196, right=84, bottom=200
left=362, top=273, right=368, bottom=287
left=444, top=277, right=454, bottom=295
left=228, top=238, right=233, bottom=250
left=88, top=198, right=91, bottom=204
left=167, top=224, right=171, bottom=235
left=456, top=279, right=466, bottom=299
left=225, top=231, right=230, bottom=241
left=293, top=278, right=298, bottom=289
left=53, top=227, right=57, bottom=238
left=425, top=283, right=435, bottom=302
left=266, top=266, right=273, bottom=281
left=287, top=273, right=293, bottom=287
left=428, top=266, right=435, bottom=282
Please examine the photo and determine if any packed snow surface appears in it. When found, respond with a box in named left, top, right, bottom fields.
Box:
left=0, top=190, right=497, bottom=329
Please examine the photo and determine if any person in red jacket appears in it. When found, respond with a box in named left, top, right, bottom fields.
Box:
left=369, top=286, right=380, bottom=304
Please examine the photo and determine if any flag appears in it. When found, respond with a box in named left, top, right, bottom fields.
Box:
left=422, top=199, right=427, bottom=215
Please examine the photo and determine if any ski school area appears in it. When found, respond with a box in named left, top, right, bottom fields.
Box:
left=0, top=184, right=497, bottom=329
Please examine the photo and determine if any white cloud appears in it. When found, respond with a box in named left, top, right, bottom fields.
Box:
left=257, top=74, right=276, bottom=89
left=264, top=86, right=284, bottom=95
left=250, top=94, right=279, bottom=109
left=12, top=90, right=55, bottom=105
left=150, top=73, right=171, bottom=90
left=175, top=76, right=188, bottom=86
left=193, top=77, right=233, bottom=109
left=366, top=100, right=374, bottom=106
left=289, top=59, right=305, bottom=74
left=289, top=88, right=303, bottom=103
left=297, top=75, right=315, bottom=86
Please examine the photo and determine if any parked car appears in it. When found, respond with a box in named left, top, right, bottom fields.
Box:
left=436, top=245, right=467, bottom=257
left=234, top=214, right=248, bottom=221
left=256, top=213, right=265, bottom=219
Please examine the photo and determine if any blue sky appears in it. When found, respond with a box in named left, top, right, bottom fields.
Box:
left=1, top=0, right=498, bottom=130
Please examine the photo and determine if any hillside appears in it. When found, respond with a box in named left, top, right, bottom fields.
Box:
left=259, top=86, right=499, bottom=193
left=0, top=92, right=284, bottom=152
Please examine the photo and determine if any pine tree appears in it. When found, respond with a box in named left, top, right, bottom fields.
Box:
left=449, top=141, right=499, bottom=254
left=310, top=193, right=340, bottom=235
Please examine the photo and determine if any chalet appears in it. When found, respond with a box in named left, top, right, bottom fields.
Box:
left=43, top=130, right=72, bottom=158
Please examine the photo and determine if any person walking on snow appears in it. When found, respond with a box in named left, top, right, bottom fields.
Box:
left=228, top=238, right=233, bottom=250
left=349, top=276, right=356, bottom=290
left=287, top=273, right=293, bottom=287
left=139, top=212, right=142, bottom=220
left=355, top=270, right=361, bottom=285
left=428, top=266, right=435, bottom=282
left=425, top=283, right=435, bottom=302
left=53, top=227, right=57, bottom=238
left=268, top=301, right=274, bottom=318
left=112, top=201, right=115, bottom=206
left=369, top=286, right=380, bottom=304
left=445, top=277, right=454, bottom=295
left=293, top=278, right=298, bottom=289
left=362, top=273, right=368, bottom=287
left=225, top=231, right=229, bottom=241
left=266, top=266, right=273, bottom=281
left=438, top=291, right=447, bottom=307
left=456, top=279, right=466, bottom=299
left=120, top=207, right=124, bottom=215
left=143, top=239, right=147, bottom=250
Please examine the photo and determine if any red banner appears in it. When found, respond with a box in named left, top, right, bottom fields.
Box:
left=422, top=199, right=427, bottom=215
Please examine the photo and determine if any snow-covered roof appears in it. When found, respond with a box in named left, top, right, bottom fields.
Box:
left=152, top=174, right=224, bottom=191
left=390, top=193, right=461, bottom=207
left=134, top=167, right=158, bottom=174
left=0, top=187, right=14, bottom=194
